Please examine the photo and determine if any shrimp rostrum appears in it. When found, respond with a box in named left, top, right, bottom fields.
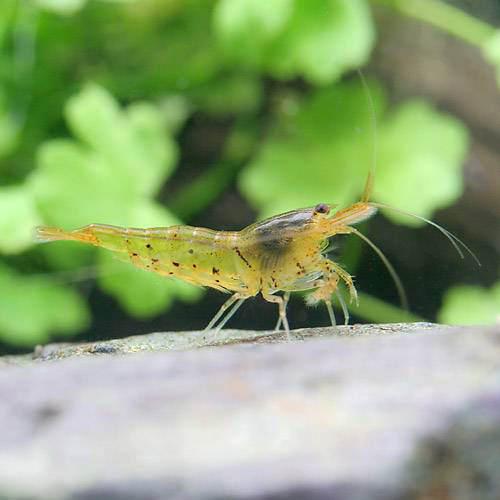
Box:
left=35, top=171, right=478, bottom=336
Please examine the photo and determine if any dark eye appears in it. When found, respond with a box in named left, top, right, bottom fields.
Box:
left=314, top=203, right=330, bottom=215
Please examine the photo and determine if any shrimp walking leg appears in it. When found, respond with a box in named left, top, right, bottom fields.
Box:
left=263, top=292, right=290, bottom=338
left=306, top=259, right=356, bottom=326
left=307, top=259, right=357, bottom=307
left=205, top=293, right=245, bottom=331
left=335, top=289, right=350, bottom=325
left=329, top=261, right=358, bottom=305
left=274, top=292, right=291, bottom=332
left=212, top=297, right=246, bottom=332
left=324, top=299, right=336, bottom=326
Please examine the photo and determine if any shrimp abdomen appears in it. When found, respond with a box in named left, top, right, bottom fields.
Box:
left=36, top=224, right=248, bottom=292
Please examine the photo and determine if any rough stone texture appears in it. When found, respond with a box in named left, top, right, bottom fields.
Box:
left=0, top=323, right=499, bottom=500
left=4, top=322, right=440, bottom=365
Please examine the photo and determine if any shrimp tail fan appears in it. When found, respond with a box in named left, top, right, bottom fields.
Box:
left=35, top=226, right=99, bottom=245
left=35, top=226, right=70, bottom=243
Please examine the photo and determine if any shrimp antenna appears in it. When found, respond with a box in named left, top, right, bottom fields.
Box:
left=357, top=68, right=377, bottom=203
left=348, top=226, right=409, bottom=310
left=354, top=70, right=409, bottom=310
left=369, top=202, right=481, bottom=267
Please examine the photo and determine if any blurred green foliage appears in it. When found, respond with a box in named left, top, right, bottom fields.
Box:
left=0, top=262, right=89, bottom=345
left=0, top=0, right=497, bottom=346
left=483, top=30, right=500, bottom=86
left=214, top=0, right=374, bottom=84
left=240, top=82, right=468, bottom=222
left=439, top=282, right=500, bottom=326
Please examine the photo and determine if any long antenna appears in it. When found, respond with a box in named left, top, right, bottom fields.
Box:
left=369, top=202, right=481, bottom=267
left=355, top=69, right=410, bottom=311
left=357, top=68, right=378, bottom=203
left=348, top=226, right=409, bottom=310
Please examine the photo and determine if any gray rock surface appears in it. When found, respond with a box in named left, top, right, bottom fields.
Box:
left=0, top=323, right=499, bottom=499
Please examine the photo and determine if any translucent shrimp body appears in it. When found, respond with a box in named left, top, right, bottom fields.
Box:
left=35, top=199, right=379, bottom=335
left=36, top=224, right=249, bottom=294
left=36, top=72, right=479, bottom=335
left=37, top=163, right=480, bottom=336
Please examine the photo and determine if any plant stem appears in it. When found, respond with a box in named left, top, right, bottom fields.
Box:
left=375, top=0, right=494, bottom=47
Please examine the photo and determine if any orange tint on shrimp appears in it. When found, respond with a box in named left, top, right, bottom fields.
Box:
left=36, top=74, right=479, bottom=337
left=35, top=171, right=478, bottom=337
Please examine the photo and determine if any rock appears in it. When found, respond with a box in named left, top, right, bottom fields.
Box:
left=12, top=322, right=440, bottom=363
left=406, top=383, right=500, bottom=500
left=0, top=323, right=499, bottom=500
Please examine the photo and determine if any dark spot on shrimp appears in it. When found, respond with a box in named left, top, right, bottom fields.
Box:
left=169, top=272, right=174, bottom=275
left=152, top=258, right=159, bottom=263
left=212, top=267, right=220, bottom=275
left=146, top=243, right=152, bottom=249
left=132, top=252, right=138, bottom=257
left=235, top=247, right=252, bottom=268
left=192, top=264, right=197, bottom=268
left=188, top=249, right=194, bottom=254
left=215, top=279, right=220, bottom=283
left=172, top=261, right=180, bottom=267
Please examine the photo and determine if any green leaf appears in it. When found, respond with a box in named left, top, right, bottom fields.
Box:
left=0, top=185, right=41, bottom=254
left=482, top=30, right=500, bottom=87
left=0, top=1, right=16, bottom=48
left=130, top=199, right=181, bottom=227
left=268, top=0, right=375, bottom=84
left=239, top=80, right=469, bottom=227
left=0, top=87, right=19, bottom=159
left=214, top=0, right=375, bottom=84
left=28, top=84, right=201, bottom=321
left=98, top=201, right=202, bottom=318
left=0, top=263, right=90, bottom=346
left=65, top=83, right=177, bottom=198
left=29, top=84, right=178, bottom=228
left=438, top=283, right=500, bottom=326
left=30, top=139, right=137, bottom=227
left=214, top=0, right=293, bottom=67
left=40, top=243, right=95, bottom=273
left=126, top=101, right=178, bottom=195
left=35, top=0, right=87, bottom=15
left=158, top=95, right=192, bottom=135
left=239, top=81, right=384, bottom=218
left=375, top=100, right=469, bottom=226
left=109, top=1, right=224, bottom=97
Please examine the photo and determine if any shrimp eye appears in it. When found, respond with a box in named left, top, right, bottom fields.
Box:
left=314, top=203, right=330, bottom=215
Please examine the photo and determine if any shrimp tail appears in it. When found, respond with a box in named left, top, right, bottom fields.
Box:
left=35, top=225, right=100, bottom=245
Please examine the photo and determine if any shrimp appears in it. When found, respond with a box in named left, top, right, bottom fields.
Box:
left=35, top=74, right=479, bottom=336
left=35, top=169, right=478, bottom=336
